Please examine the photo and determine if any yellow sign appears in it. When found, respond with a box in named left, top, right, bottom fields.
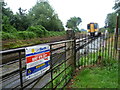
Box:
left=31, top=49, right=35, bottom=53
left=36, top=63, right=45, bottom=68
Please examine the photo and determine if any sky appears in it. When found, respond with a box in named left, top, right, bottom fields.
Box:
left=4, top=0, right=115, bottom=30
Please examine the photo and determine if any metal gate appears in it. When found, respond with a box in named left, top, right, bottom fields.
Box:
left=1, top=29, right=119, bottom=89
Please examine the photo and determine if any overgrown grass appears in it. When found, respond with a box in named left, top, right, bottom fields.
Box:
left=2, top=31, right=66, bottom=50
left=44, top=63, right=73, bottom=88
left=71, top=62, right=118, bottom=88
left=71, top=42, right=118, bottom=88
left=78, top=52, right=98, bottom=66
left=2, top=31, right=66, bottom=40
left=47, top=31, right=66, bottom=37
left=2, top=38, right=49, bottom=50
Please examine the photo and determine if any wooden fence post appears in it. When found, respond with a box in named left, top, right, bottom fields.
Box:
left=66, top=29, right=76, bottom=69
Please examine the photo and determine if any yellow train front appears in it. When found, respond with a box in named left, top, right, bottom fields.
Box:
left=87, top=22, right=100, bottom=36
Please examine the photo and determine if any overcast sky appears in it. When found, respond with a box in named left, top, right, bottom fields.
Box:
left=4, top=0, right=115, bottom=30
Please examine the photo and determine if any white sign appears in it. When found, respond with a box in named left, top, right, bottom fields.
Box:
left=25, top=44, right=50, bottom=79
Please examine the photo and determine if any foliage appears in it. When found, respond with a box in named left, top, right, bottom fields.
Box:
left=105, top=2, right=120, bottom=33
left=17, top=31, right=37, bottom=39
left=113, top=2, right=120, bottom=10
left=2, top=2, right=14, bottom=20
left=2, top=23, right=17, bottom=33
left=2, top=31, right=17, bottom=40
left=2, top=1, right=65, bottom=36
left=71, top=63, right=118, bottom=88
left=28, top=1, right=64, bottom=31
left=1, top=1, right=65, bottom=50
left=105, top=13, right=118, bottom=32
left=10, top=14, right=31, bottom=31
left=48, top=31, right=66, bottom=37
left=27, top=25, right=48, bottom=37
left=44, top=63, right=73, bottom=88
left=66, top=16, right=82, bottom=32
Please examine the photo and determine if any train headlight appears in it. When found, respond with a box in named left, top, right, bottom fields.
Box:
left=88, top=33, right=90, bottom=36
left=95, top=32, right=98, bottom=36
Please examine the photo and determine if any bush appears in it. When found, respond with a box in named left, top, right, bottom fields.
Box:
left=27, top=31, right=37, bottom=39
left=2, top=24, right=17, bottom=33
left=47, top=31, right=66, bottom=37
left=17, top=31, right=37, bottom=40
left=27, top=25, right=48, bottom=37
left=2, top=31, right=17, bottom=40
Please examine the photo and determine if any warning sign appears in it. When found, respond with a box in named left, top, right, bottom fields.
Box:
left=25, top=44, right=50, bottom=79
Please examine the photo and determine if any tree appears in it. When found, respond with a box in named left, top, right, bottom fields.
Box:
left=2, top=2, right=13, bottom=19
left=66, top=16, right=82, bottom=32
left=113, top=1, right=120, bottom=13
left=28, top=1, right=64, bottom=31
left=105, top=13, right=116, bottom=32
left=105, top=1, right=120, bottom=33
left=2, top=2, right=17, bottom=32
left=10, top=7, right=31, bottom=31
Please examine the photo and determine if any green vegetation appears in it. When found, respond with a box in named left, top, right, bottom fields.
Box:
left=2, top=27, right=66, bottom=41
left=28, top=1, right=64, bottom=31
left=2, top=31, right=66, bottom=50
left=44, top=63, right=73, bottom=88
left=105, top=2, right=120, bottom=33
left=66, top=16, right=82, bottom=32
left=2, top=1, right=65, bottom=41
left=105, top=13, right=118, bottom=33
left=1, top=1, right=69, bottom=50
left=100, top=14, right=119, bottom=33
left=113, top=1, right=120, bottom=12
left=71, top=41, right=118, bottom=88
left=48, top=31, right=66, bottom=37
left=81, top=50, right=116, bottom=66
left=71, top=64, right=118, bottom=88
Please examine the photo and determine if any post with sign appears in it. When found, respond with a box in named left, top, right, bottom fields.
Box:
left=25, top=44, right=50, bottom=79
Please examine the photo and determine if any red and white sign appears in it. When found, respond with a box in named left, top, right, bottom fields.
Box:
left=25, top=44, right=50, bottom=79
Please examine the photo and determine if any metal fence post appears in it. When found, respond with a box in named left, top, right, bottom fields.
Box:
left=66, top=29, right=76, bottom=69
left=50, top=45, right=53, bottom=89
left=19, top=51, right=23, bottom=88
left=114, top=14, right=119, bottom=51
left=117, top=48, right=120, bottom=88
left=74, top=38, right=76, bottom=68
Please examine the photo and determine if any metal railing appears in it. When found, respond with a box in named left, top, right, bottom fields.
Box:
left=1, top=31, right=119, bottom=89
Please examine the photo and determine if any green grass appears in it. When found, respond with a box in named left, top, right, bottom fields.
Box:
left=2, top=39, right=49, bottom=50
left=2, top=31, right=66, bottom=50
left=71, top=63, right=118, bottom=88
left=73, top=41, right=118, bottom=88
left=44, top=63, right=73, bottom=88
left=47, top=31, right=66, bottom=37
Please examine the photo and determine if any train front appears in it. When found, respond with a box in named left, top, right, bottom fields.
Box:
left=87, top=22, right=99, bottom=36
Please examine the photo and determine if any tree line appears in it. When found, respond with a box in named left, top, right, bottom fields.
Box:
left=1, top=1, right=82, bottom=40
left=1, top=0, right=120, bottom=41
left=105, top=1, right=120, bottom=32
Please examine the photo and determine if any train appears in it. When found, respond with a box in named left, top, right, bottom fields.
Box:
left=87, top=22, right=101, bottom=36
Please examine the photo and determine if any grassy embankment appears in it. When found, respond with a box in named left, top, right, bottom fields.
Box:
left=2, top=31, right=66, bottom=50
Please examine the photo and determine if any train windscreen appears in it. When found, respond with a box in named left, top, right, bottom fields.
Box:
left=94, top=23, right=98, bottom=29
left=87, top=24, right=90, bottom=29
